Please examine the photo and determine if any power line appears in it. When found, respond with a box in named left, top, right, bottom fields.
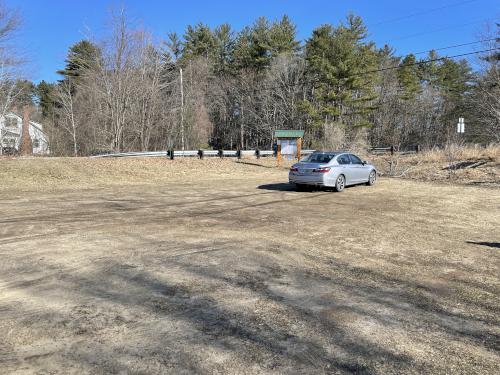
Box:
left=193, top=46, right=499, bottom=96
left=357, top=47, right=500, bottom=76
left=250, top=47, right=500, bottom=92
left=370, top=0, right=480, bottom=27
left=413, top=38, right=498, bottom=55
left=386, top=18, right=491, bottom=42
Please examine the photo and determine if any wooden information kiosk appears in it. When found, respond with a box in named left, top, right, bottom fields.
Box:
left=274, top=130, right=305, bottom=165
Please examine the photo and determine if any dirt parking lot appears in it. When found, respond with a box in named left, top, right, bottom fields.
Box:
left=0, top=159, right=499, bottom=374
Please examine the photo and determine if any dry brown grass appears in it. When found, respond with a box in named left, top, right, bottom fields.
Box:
left=0, top=157, right=288, bottom=192
left=368, top=145, right=500, bottom=186
left=418, top=144, right=499, bottom=164
left=0, top=146, right=498, bottom=194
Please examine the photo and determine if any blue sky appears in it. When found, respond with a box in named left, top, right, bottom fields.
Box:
left=6, top=0, right=499, bottom=83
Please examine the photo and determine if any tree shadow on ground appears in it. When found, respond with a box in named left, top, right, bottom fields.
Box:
left=466, top=241, right=500, bottom=249
left=1, top=186, right=499, bottom=374
left=3, top=242, right=499, bottom=374
left=236, top=160, right=280, bottom=169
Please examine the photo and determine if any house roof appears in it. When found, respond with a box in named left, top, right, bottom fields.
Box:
left=5, top=112, right=46, bottom=135
left=274, top=130, right=305, bottom=138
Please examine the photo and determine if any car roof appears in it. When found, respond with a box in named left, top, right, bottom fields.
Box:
left=311, top=151, right=351, bottom=156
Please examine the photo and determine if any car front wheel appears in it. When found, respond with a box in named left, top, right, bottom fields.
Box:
left=366, top=170, right=376, bottom=186
left=334, top=175, right=345, bottom=192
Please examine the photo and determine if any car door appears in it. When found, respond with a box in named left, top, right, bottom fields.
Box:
left=336, top=154, right=355, bottom=185
left=348, top=154, right=370, bottom=183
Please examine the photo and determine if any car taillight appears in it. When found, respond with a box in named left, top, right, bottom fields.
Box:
left=290, top=167, right=299, bottom=172
left=313, top=167, right=330, bottom=173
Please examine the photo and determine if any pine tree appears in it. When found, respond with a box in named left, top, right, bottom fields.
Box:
left=438, top=58, right=473, bottom=100
left=164, top=32, right=182, bottom=61
left=182, top=23, right=216, bottom=60
left=419, top=50, right=440, bottom=87
left=268, top=15, right=301, bottom=57
left=437, top=58, right=474, bottom=136
left=35, top=80, right=56, bottom=119
left=303, top=14, right=378, bottom=130
left=397, top=54, right=421, bottom=100
left=213, top=24, right=235, bottom=74
left=57, top=40, right=100, bottom=83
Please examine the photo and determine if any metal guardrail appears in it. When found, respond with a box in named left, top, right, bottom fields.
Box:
left=173, top=150, right=198, bottom=157
left=90, top=151, right=167, bottom=158
left=222, top=150, right=237, bottom=157
left=92, top=149, right=318, bottom=159
left=240, top=150, right=255, bottom=156
left=204, top=150, right=219, bottom=157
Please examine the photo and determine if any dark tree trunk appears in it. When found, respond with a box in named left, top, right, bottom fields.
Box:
left=19, top=106, right=33, bottom=156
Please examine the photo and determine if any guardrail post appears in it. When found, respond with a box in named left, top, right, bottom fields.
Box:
left=390, top=146, right=394, bottom=155
left=198, top=149, right=204, bottom=159
left=218, top=149, right=223, bottom=158
left=256, top=149, right=260, bottom=159
left=170, top=148, right=174, bottom=160
left=415, top=144, right=420, bottom=153
left=237, top=149, right=241, bottom=159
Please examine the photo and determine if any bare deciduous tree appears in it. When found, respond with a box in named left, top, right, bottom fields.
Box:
left=0, top=2, right=22, bottom=155
left=55, top=79, right=79, bottom=156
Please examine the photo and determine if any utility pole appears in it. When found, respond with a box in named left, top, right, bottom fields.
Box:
left=180, top=68, right=185, bottom=151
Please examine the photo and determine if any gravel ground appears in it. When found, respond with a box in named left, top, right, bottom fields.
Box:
left=0, top=158, right=499, bottom=374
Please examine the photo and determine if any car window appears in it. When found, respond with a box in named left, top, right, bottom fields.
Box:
left=304, top=153, right=334, bottom=163
left=349, top=154, right=363, bottom=164
left=337, top=155, right=351, bottom=165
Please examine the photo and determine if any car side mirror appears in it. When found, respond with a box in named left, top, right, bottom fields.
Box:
left=362, top=161, right=367, bottom=165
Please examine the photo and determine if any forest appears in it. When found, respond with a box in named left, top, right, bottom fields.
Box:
left=2, top=8, right=499, bottom=156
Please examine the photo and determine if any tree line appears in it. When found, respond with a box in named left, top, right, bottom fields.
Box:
left=9, top=10, right=500, bottom=155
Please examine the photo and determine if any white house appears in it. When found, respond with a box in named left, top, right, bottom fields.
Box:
left=0, top=112, right=50, bottom=155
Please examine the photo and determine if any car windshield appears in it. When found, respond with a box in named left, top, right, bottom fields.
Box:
left=300, top=153, right=335, bottom=164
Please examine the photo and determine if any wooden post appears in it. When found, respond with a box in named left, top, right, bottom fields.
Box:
left=297, top=137, right=302, bottom=161
left=277, top=143, right=282, bottom=166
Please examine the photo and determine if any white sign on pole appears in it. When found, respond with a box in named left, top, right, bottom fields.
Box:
left=457, top=117, right=465, bottom=134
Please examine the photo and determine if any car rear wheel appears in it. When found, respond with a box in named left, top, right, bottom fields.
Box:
left=334, top=175, right=345, bottom=192
left=366, top=170, right=376, bottom=186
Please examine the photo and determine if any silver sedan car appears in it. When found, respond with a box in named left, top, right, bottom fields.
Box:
left=289, top=151, right=377, bottom=192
